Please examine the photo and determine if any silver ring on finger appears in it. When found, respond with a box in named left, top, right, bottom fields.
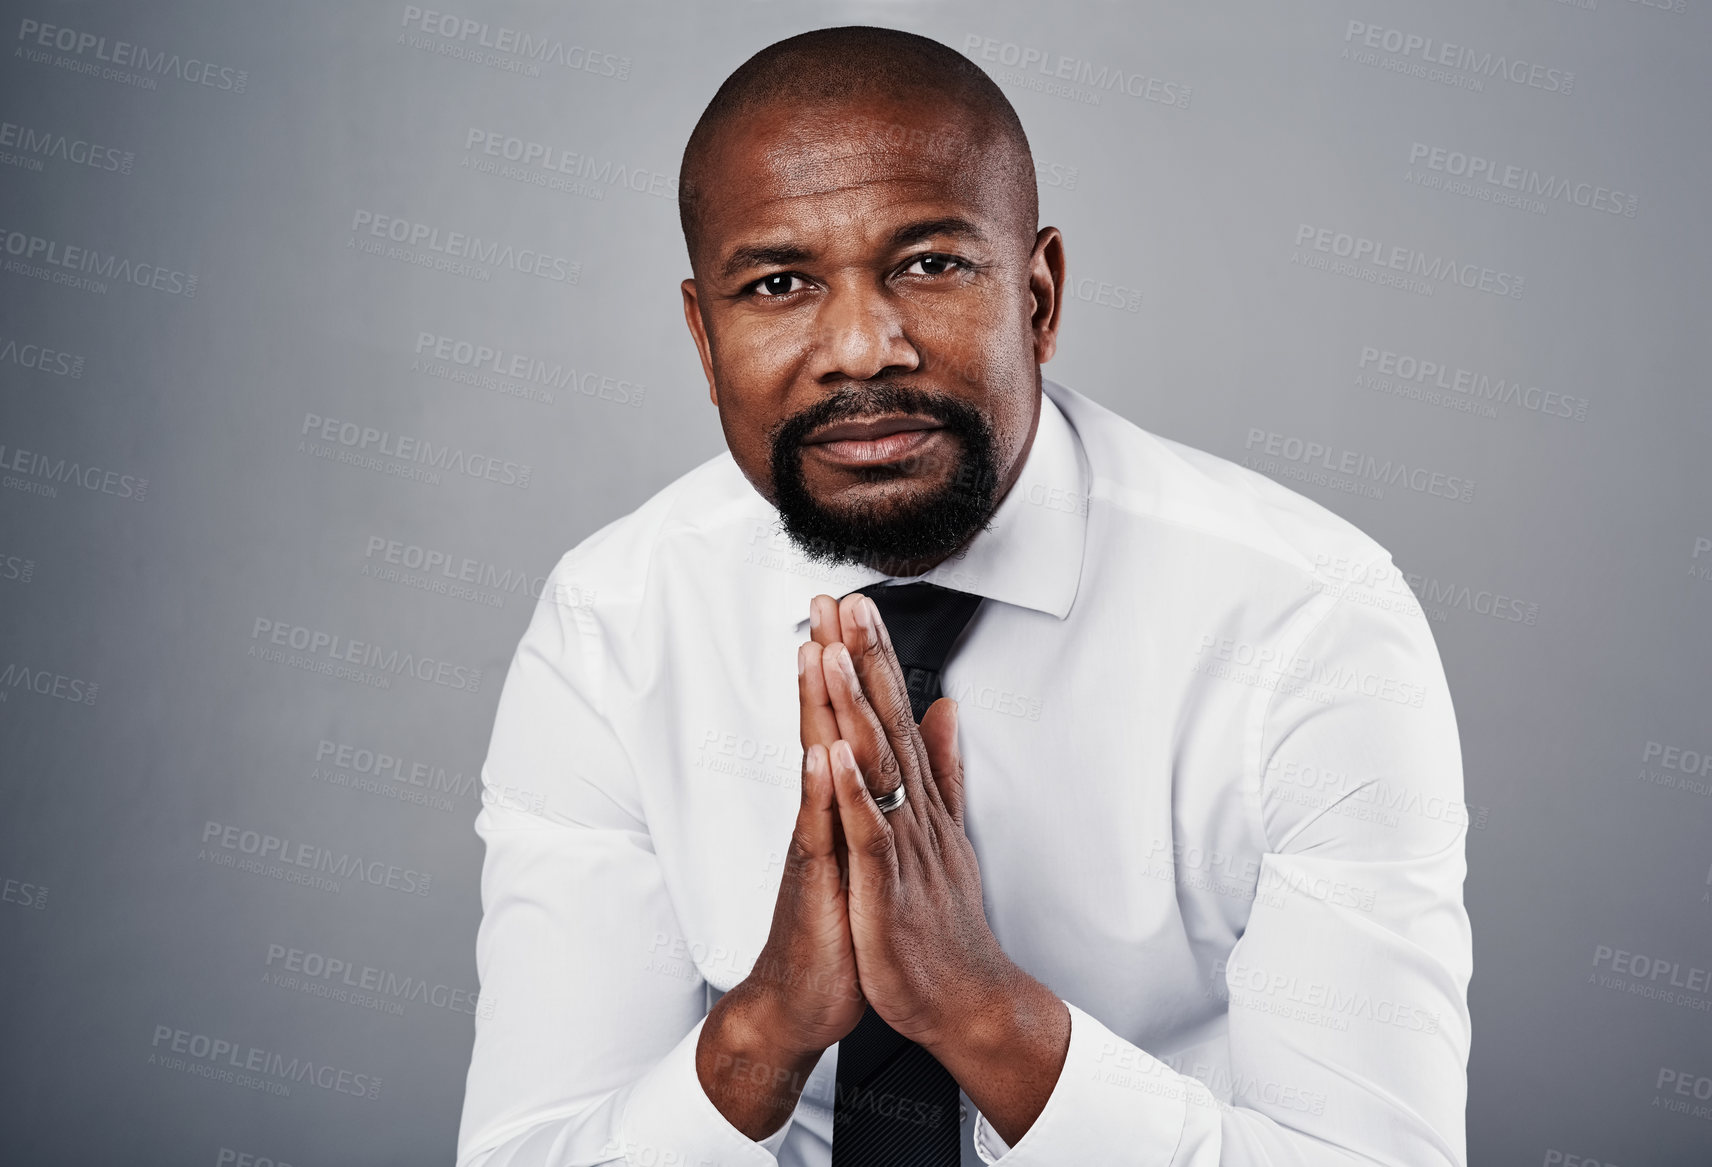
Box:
left=872, top=784, right=908, bottom=813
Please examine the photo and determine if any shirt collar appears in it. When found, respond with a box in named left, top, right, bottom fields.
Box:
left=769, top=384, right=1089, bottom=631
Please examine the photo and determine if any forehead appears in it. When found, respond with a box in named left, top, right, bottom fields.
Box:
left=695, top=100, right=1016, bottom=257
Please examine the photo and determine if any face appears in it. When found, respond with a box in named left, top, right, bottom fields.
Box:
left=681, top=96, right=1065, bottom=576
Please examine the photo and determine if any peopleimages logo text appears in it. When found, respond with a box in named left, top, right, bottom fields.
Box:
left=0, top=441, right=147, bottom=500
left=398, top=7, right=629, bottom=79
left=1343, top=21, right=1573, bottom=94
left=201, top=820, right=432, bottom=896
left=0, top=225, right=196, bottom=295
left=149, top=1024, right=379, bottom=1098
left=0, top=335, right=84, bottom=377
left=960, top=32, right=1191, bottom=108
left=0, top=662, right=97, bottom=704
left=349, top=211, right=577, bottom=283
left=265, top=943, right=488, bottom=1017
left=1294, top=224, right=1523, bottom=300
left=413, top=332, right=646, bottom=407
left=1358, top=347, right=1587, bottom=421
left=250, top=616, right=484, bottom=693
left=1408, top=142, right=1636, bottom=218
left=16, top=18, right=249, bottom=91
left=463, top=129, right=675, bottom=199
left=300, top=412, right=531, bottom=488
left=1244, top=428, right=1475, bottom=504
left=363, top=535, right=548, bottom=601
left=0, top=119, right=133, bottom=173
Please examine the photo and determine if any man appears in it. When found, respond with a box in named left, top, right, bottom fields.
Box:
left=458, top=25, right=1471, bottom=1167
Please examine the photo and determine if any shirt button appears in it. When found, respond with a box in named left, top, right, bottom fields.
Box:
left=960, top=1102, right=969, bottom=1124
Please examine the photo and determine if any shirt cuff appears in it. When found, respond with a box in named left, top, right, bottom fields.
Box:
left=610, top=1016, right=793, bottom=1166
left=971, top=1002, right=1191, bottom=1165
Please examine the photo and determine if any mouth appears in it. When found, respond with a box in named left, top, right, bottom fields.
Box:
left=801, top=415, right=947, bottom=467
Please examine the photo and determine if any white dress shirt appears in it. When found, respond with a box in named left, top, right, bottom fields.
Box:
left=457, top=379, right=1472, bottom=1167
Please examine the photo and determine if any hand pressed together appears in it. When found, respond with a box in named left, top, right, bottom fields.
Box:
left=696, top=593, right=1069, bottom=1146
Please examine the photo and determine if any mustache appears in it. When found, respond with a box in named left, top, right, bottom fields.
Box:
left=768, top=382, right=978, bottom=450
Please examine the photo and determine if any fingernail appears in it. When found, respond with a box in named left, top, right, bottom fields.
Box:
left=853, top=596, right=874, bottom=632
left=809, top=604, right=821, bottom=630
left=797, top=643, right=808, bottom=675
left=864, top=596, right=880, bottom=633
left=836, top=644, right=857, bottom=680
left=834, top=740, right=862, bottom=785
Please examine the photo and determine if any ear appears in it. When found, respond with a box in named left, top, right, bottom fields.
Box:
left=1028, top=227, right=1066, bottom=366
left=680, top=278, right=718, bottom=406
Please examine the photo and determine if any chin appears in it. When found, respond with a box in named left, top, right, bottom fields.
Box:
left=824, top=471, right=948, bottom=505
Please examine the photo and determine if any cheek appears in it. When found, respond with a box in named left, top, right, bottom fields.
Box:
left=714, top=403, right=779, bottom=498
left=916, top=291, right=1033, bottom=386
left=706, top=337, right=801, bottom=489
left=985, top=394, right=1036, bottom=473
left=711, top=314, right=814, bottom=395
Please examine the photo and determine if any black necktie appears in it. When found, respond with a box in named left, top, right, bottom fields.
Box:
left=830, top=581, right=983, bottom=1167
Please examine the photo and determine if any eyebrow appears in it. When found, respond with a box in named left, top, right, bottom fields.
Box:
left=717, top=217, right=988, bottom=282
left=720, top=243, right=814, bottom=281
left=889, top=216, right=985, bottom=249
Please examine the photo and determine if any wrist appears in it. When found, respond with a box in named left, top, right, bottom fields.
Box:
left=924, top=967, right=1066, bottom=1071
left=697, top=983, right=826, bottom=1141
left=919, top=970, right=1070, bottom=1148
left=713, top=977, right=828, bottom=1066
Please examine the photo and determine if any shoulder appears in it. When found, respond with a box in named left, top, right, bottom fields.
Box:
left=1046, top=379, right=1396, bottom=585
left=542, top=448, right=764, bottom=609
left=530, top=450, right=786, bottom=676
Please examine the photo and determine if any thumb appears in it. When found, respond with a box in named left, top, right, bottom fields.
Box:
left=920, top=698, right=965, bottom=827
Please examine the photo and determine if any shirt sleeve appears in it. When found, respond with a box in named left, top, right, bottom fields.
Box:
left=970, top=585, right=1473, bottom=1166
left=457, top=561, right=794, bottom=1167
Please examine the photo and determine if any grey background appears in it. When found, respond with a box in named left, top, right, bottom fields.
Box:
left=2, top=1, right=1708, bottom=1164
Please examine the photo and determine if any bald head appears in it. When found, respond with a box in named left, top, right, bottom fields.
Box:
left=678, top=26, right=1037, bottom=267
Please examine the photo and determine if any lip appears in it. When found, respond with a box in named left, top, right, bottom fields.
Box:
left=801, top=416, right=947, bottom=468
left=803, top=415, right=944, bottom=445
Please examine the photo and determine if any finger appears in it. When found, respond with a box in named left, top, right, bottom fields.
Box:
left=809, top=594, right=842, bottom=648
left=798, top=641, right=841, bottom=752
left=919, top=698, right=966, bottom=828
left=794, top=743, right=837, bottom=861
left=840, top=594, right=935, bottom=795
left=828, top=739, right=896, bottom=890
left=820, top=640, right=913, bottom=820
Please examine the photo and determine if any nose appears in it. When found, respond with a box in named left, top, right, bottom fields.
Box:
left=809, top=280, right=921, bottom=384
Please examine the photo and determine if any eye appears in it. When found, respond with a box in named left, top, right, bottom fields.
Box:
left=902, top=253, right=963, bottom=277
left=753, top=272, right=805, bottom=297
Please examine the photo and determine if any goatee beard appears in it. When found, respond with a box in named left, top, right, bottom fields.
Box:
left=767, top=383, right=1001, bottom=574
